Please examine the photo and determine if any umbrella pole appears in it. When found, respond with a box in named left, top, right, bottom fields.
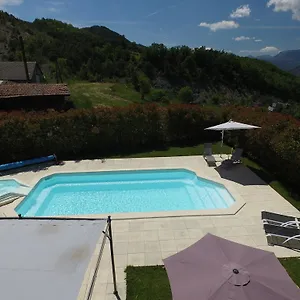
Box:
left=220, top=130, right=224, bottom=159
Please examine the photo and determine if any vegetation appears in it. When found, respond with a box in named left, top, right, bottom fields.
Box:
left=1, top=11, right=300, bottom=111
left=178, top=86, right=193, bottom=103
left=69, top=82, right=143, bottom=108
left=126, top=261, right=300, bottom=299
left=0, top=105, right=300, bottom=208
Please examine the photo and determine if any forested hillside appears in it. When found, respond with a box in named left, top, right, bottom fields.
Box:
left=1, top=10, right=300, bottom=109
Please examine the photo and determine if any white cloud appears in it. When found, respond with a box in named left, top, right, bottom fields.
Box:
left=230, top=4, right=251, bottom=18
left=233, top=36, right=251, bottom=41
left=199, top=20, right=239, bottom=31
left=48, top=7, right=59, bottom=13
left=267, top=0, right=300, bottom=21
left=260, top=46, right=280, bottom=53
left=0, top=0, right=23, bottom=7
left=240, top=46, right=280, bottom=54
left=233, top=36, right=263, bottom=42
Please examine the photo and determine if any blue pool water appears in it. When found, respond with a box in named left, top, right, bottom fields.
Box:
left=16, top=169, right=235, bottom=217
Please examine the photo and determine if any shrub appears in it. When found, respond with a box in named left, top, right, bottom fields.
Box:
left=178, top=86, right=193, bottom=103
left=1, top=105, right=300, bottom=191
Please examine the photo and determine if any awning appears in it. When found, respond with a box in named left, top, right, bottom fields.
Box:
left=0, top=218, right=107, bottom=300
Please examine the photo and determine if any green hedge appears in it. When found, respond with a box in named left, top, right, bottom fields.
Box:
left=0, top=105, right=221, bottom=164
left=225, top=106, right=300, bottom=188
left=1, top=105, right=299, bottom=190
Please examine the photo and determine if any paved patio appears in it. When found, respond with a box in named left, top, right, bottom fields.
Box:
left=0, top=155, right=299, bottom=300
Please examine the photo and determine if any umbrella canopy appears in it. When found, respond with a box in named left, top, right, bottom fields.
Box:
left=163, top=234, right=300, bottom=300
left=205, top=120, right=260, bottom=131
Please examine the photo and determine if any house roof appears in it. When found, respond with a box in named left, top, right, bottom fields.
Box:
left=0, top=61, right=38, bottom=81
left=0, top=83, right=70, bottom=98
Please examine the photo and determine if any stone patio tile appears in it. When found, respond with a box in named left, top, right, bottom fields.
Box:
left=215, top=226, right=248, bottom=237
left=113, top=242, right=129, bottom=255
left=143, top=221, right=162, bottom=231
left=128, top=253, right=145, bottom=266
left=188, top=228, right=204, bottom=239
left=114, top=254, right=128, bottom=268
left=251, top=234, right=269, bottom=246
left=173, top=229, right=190, bottom=240
left=145, top=252, right=163, bottom=265
left=201, top=227, right=218, bottom=235
left=175, top=239, right=194, bottom=252
left=158, top=230, right=175, bottom=240
left=226, top=236, right=256, bottom=247
left=77, top=284, right=87, bottom=300
left=112, top=221, right=130, bottom=232
left=212, top=217, right=241, bottom=227
left=93, top=282, right=108, bottom=294
left=160, top=240, right=177, bottom=252
left=106, top=267, right=126, bottom=284
left=128, top=231, right=144, bottom=242
left=128, top=241, right=145, bottom=254
left=113, top=232, right=129, bottom=243
left=129, top=220, right=145, bottom=231
left=157, top=220, right=173, bottom=230
left=143, top=230, right=159, bottom=241
left=168, top=219, right=187, bottom=230
left=144, top=241, right=161, bottom=253
left=244, top=225, right=264, bottom=235
left=161, top=251, right=177, bottom=259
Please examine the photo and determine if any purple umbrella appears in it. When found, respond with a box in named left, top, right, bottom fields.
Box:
left=163, top=234, right=299, bottom=300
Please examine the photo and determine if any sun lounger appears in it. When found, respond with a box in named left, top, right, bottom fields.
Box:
left=221, top=148, right=243, bottom=168
left=263, top=223, right=300, bottom=250
left=203, top=143, right=216, bottom=166
left=0, top=192, right=26, bottom=205
left=262, top=211, right=300, bottom=229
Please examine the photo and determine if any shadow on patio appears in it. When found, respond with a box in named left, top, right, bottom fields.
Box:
left=214, top=164, right=268, bottom=186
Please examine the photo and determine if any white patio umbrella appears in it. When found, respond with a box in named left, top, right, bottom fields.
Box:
left=205, top=119, right=260, bottom=148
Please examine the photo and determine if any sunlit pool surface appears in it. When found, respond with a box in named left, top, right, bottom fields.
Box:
left=16, top=169, right=235, bottom=216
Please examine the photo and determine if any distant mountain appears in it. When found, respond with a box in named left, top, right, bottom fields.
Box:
left=290, top=66, right=300, bottom=76
left=256, top=50, right=300, bottom=72
left=1, top=10, right=300, bottom=105
left=256, top=55, right=274, bottom=61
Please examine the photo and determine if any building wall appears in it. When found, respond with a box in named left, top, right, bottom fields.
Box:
left=31, top=65, right=44, bottom=83
left=0, top=95, right=71, bottom=111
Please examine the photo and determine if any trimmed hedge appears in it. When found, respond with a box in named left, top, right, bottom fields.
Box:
left=0, top=105, right=221, bottom=163
left=1, top=105, right=300, bottom=190
left=225, top=106, right=300, bottom=188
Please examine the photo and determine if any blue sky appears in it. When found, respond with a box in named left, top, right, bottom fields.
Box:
left=1, top=0, right=300, bottom=56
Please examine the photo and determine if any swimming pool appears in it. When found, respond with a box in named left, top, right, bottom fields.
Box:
left=16, top=169, right=235, bottom=217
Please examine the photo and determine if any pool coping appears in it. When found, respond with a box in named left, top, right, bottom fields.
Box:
left=6, top=166, right=246, bottom=220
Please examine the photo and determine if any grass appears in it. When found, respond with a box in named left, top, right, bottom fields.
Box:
left=113, top=143, right=232, bottom=159
left=241, top=158, right=300, bottom=211
left=126, top=261, right=300, bottom=299
left=280, top=258, right=300, bottom=286
left=69, top=82, right=142, bottom=108
left=113, top=142, right=300, bottom=211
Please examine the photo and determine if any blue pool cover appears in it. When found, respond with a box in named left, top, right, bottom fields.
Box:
left=0, top=154, right=56, bottom=172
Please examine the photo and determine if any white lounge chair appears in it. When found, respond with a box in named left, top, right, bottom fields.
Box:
left=262, top=211, right=300, bottom=229
left=203, top=143, right=216, bottom=166
left=263, top=223, right=300, bottom=250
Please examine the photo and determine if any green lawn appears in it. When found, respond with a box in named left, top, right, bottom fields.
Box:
left=113, top=142, right=300, bottom=210
left=69, top=82, right=142, bottom=108
left=126, top=260, right=300, bottom=299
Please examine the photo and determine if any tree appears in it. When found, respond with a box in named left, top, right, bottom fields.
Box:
left=139, top=75, right=151, bottom=100
left=178, top=86, right=193, bottom=103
